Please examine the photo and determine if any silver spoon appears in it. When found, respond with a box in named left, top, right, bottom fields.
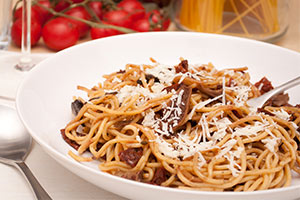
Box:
left=247, top=76, right=300, bottom=109
left=0, top=104, right=52, bottom=199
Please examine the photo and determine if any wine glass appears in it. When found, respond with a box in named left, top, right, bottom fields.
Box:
left=15, top=0, right=34, bottom=71
left=0, top=0, right=50, bottom=101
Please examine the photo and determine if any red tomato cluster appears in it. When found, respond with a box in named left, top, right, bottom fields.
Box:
left=11, top=0, right=170, bottom=51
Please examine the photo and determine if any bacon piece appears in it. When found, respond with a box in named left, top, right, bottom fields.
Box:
left=163, top=83, right=180, bottom=93
left=151, top=167, right=169, bottom=185
left=173, top=84, right=192, bottom=129
left=254, top=77, right=274, bottom=95
left=160, top=84, right=192, bottom=132
left=175, top=60, right=189, bottom=73
left=119, top=148, right=143, bottom=167
left=71, top=99, right=84, bottom=115
left=264, top=93, right=289, bottom=107
left=60, top=129, right=80, bottom=150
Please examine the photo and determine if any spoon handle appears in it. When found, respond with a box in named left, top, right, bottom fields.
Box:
left=15, top=162, right=52, bottom=200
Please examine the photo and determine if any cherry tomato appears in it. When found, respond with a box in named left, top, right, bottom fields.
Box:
left=54, top=0, right=70, bottom=12
left=103, top=10, right=133, bottom=28
left=90, top=26, right=121, bottom=39
left=14, top=6, right=43, bottom=25
left=42, top=17, right=79, bottom=51
left=162, top=18, right=170, bottom=31
left=32, top=0, right=52, bottom=24
left=117, top=0, right=145, bottom=21
left=131, top=18, right=150, bottom=32
left=72, top=0, right=84, bottom=2
left=89, top=1, right=103, bottom=20
left=11, top=18, right=42, bottom=47
left=146, top=9, right=170, bottom=31
left=65, top=6, right=91, bottom=38
left=132, top=9, right=170, bottom=32
left=54, top=0, right=83, bottom=12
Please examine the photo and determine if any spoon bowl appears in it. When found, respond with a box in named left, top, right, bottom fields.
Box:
left=0, top=104, right=52, bottom=199
left=0, top=105, right=31, bottom=163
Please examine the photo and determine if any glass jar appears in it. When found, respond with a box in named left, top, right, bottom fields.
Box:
left=171, top=0, right=290, bottom=42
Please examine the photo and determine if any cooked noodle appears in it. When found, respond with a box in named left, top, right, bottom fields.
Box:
left=62, top=58, right=300, bottom=191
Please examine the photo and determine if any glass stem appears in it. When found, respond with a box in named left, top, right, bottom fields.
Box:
left=16, top=0, right=33, bottom=71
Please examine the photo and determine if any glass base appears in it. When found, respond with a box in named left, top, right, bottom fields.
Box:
left=15, top=62, right=35, bottom=71
left=0, top=41, right=10, bottom=50
left=0, top=51, right=50, bottom=100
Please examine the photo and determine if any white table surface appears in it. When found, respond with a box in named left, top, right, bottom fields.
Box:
left=1, top=2, right=300, bottom=194
left=0, top=51, right=127, bottom=200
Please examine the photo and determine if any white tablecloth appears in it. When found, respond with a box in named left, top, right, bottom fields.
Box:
left=0, top=51, right=126, bottom=200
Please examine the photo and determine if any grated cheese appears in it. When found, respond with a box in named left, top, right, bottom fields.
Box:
left=136, top=135, right=142, bottom=143
left=104, top=89, right=117, bottom=93
left=151, top=83, right=165, bottom=93
left=197, top=152, right=206, bottom=168
left=224, top=149, right=242, bottom=177
left=232, top=121, right=269, bottom=138
left=198, top=114, right=210, bottom=142
left=216, top=139, right=237, bottom=159
left=142, top=109, right=156, bottom=127
left=261, top=137, right=280, bottom=154
left=145, top=63, right=176, bottom=85
left=155, top=135, right=179, bottom=158
left=154, top=128, right=217, bottom=160
left=211, top=117, right=232, bottom=141
left=292, top=122, right=299, bottom=130
left=226, top=85, right=251, bottom=107
left=221, top=145, right=243, bottom=177
left=271, top=108, right=291, bottom=121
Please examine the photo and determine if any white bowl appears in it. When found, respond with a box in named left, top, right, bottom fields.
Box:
left=16, top=32, right=300, bottom=200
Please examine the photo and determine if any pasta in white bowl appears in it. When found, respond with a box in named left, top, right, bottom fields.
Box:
left=16, top=32, right=300, bottom=200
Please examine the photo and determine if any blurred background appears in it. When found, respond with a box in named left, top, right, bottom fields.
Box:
left=4, top=0, right=299, bottom=53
